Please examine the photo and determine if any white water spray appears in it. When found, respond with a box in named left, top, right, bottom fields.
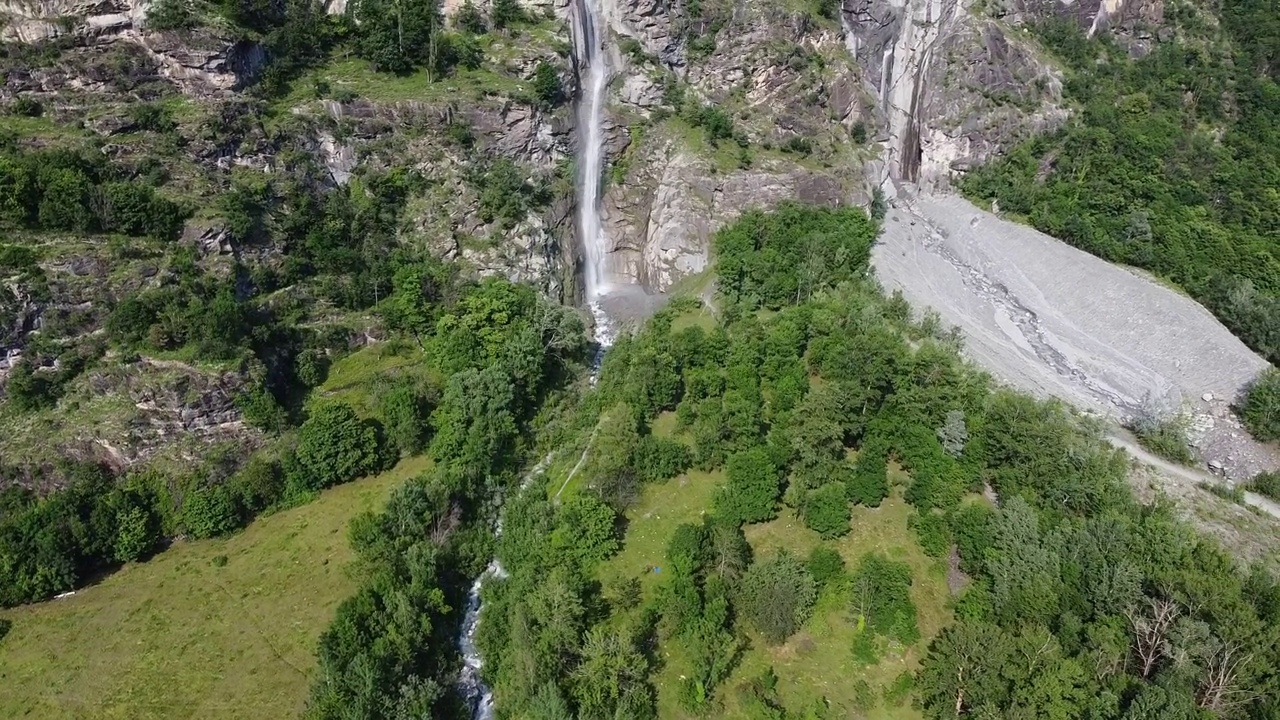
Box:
left=571, top=0, right=615, bottom=345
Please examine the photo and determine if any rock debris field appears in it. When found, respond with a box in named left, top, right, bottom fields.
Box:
left=873, top=192, right=1276, bottom=482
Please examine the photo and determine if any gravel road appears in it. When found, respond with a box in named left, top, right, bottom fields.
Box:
left=873, top=191, right=1276, bottom=480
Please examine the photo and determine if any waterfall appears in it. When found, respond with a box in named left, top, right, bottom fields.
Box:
left=571, top=0, right=616, bottom=345
left=457, top=5, right=616, bottom=716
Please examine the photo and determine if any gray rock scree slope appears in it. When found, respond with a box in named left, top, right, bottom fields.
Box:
left=873, top=192, right=1270, bottom=475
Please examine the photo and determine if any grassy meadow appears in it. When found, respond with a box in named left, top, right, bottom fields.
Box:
left=0, top=456, right=430, bottom=720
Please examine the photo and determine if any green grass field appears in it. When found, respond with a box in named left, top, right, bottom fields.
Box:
left=310, top=341, right=439, bottom=422
left=0, top=455, right=430, bottom=720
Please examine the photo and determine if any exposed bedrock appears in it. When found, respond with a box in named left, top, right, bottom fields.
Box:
left=601, top=141, right=848, bottom=293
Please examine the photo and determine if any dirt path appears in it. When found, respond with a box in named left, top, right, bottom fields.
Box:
left=1106, top=427, right=1280, bottom=521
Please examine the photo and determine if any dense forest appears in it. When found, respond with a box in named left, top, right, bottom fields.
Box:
left=460, top=205, right=1280, bottom=719
left=3, top=0, right=1280, bottom=714
left=0, top=0, right=573, bottom=607
left=960, top=0, right=1279, bottom=410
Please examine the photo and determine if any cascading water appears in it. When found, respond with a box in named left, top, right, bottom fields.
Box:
left=456, top=3, right=615, bottom=715
left=571, top=0, right=615, bottom=346
left=457, top=455, right=551, bottom=720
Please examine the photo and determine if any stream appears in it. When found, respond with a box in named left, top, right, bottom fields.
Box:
left=456, top=0, right=613, bottom=714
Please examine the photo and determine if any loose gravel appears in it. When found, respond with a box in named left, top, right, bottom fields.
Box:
left=873, top=190, right=1277, bottom=482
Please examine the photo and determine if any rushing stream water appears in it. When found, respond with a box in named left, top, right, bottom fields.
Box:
left=456, top=0, right=613, bottom=716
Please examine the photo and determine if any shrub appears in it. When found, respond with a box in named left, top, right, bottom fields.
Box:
left=849, top=553, right=919, bottom=644
left=226, top=458, right=284, bottom=515
left=148, top=0, right=196, bottom=30
left=490, top=0, right=524, bottom=28
left=455, top=0, right=486, bottom=33
left=5, top=360, right=57, bottom=412
left=714, top=447, right=780, bottom=525
left=113, top=505, right=159, bottom=562
left=295, top=403, right=382, bottom=490
left=1241, top=368, right=1280, bottom=441
left=806, top=545, right=845, bottom=590
left=1132, top=417, right=1195, bottom=465
left=212, top=554, right=229, bottom=567
left=0, top=617, right=11, bottom=644
left=909, top=510, right=950, bottom=558
left=183, top=485, right=240, bottom=539
left=848, top=452, right=888, bottom=507
left=633, top=435, right=693, bottom=483
left=532, top=60, right=563, bottom=110
left=37, top=169, right=92, bottom=231
left=1249, top=471, right=1280, bottom=502
left=295, top=349, right=329, bottom=387
left=851, top=628, right=879, bottom=664
left=685, top=103, right=735, bottom=145
left=737, top=550, right=816, bottom=644
left=851, top=678, right=875, bottom=712
left=803, top=481, right=851, bottom=538
left=851, top=121, right=868, bottom=145
left=11, top=97, right=43, bottom=117
left=235, top=385, right=288, bottom=433
left=380, top=383, right=430, bottom=456
left=884, top=671, right=915, bottom=706
left=782, top=136, right=812, bottom=155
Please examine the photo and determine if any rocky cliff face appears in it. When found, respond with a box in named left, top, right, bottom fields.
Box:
left=840, top=0, right=1166, bottom=188
left=576, top=0, right=871, bottom=293
left=842, top=0, right=1064, bottom=188
left=565, top=0, right=1157, bottom=292
left=1, top=0, right=264, bottom=93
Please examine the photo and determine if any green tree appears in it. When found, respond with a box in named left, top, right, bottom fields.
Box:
left=295, top=349, right=329, bottom=388
left=849, top=553, right=919, bottom=644
left=806, top=545, right=845, bottom=590
left=714, top=447, right=780, bottom=525
left=380, top=383, right=430, bottom=456
left=5, top=360, right=57, bottom=412
left=916, top=621, right=1013, bottom=718
left=295, top=403, right=382, bottom=490
left=37, top=169, right=92, bottom=231
left=550, top=494, right=619, bottom=570
left=352, top=0, right=444, bottom=73
left=113, top=505, right=158, bottom=562
left=428, top=365, right=517, bottom=480
left=583, top=403, right=641, bottom=503
left=526, top=682, right=574, bottom=720
left=490, top=0, right=524, bottom=28
left=147, top=0, right=195, bottom=29
left=803, top=482, right=851, bottom=539
left=571, top=626, right=653, bottom=719
left=737, top=551, right=816, bottom=644
left=848, top=452, right=888, bottom=507
left=182, top=485, right=240, bottom=539
left=455, top=0, right=486, bottom=33
left=532, top=61, right=563, bottom=109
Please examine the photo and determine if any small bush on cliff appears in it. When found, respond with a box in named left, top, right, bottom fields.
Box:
left=532, top=60, right=564, bottom=110
left=147, top=0, right=196, bottom=30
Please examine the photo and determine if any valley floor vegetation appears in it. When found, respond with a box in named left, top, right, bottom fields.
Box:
left=0, top=456, right=419, bottom=719
left=467, top=204, right=1280, bottom=720
left=3, top=200, right=1279, bottom=720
